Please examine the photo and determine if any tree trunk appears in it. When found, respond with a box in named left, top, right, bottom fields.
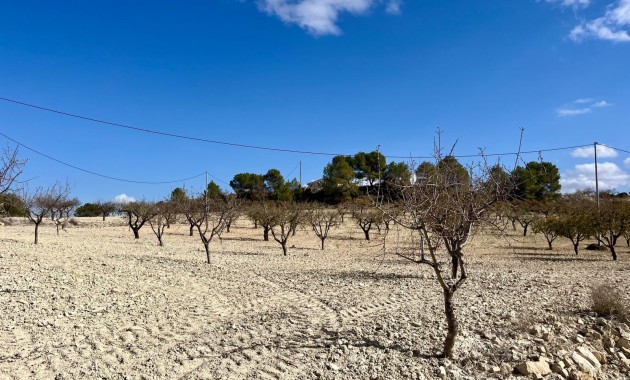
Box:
left=102, top=213, right=106, bottom=221
left=263, top=226, right=270, bottom=241
left=204, top=241, right=211, bottom=264
left=362, top=226, right=370, bottom=241
left=132, top=228, right=140, bottom=239
left=442, top=289, right=458, bottom=359
left=226, top=222, right=231, bottom=233
left=281, top=243, right=287, bottom=256
left=573, top=242, right=579, bottom=255
left=522, top=223, right=529, bottom=236
left=158, top=236, right=163, bottom=247
left=610, top=245, right=617, bottom=261
left=321, top=238, right=325, bottom=250
left=546, top=238, right=553, bottom=250
left=34, top=223, right=39, bottom=244
left=56, top=224, right=60, bottom=236
left=189, top=223, right=194, bottom=237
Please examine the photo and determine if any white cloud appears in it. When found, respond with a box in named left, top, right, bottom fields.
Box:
left=114, top=194, right=136, bottom=204
left=561, top=162, right=630, bottom=192
left=257, top=0, right=402, bottom=35
left=557, top=107, right=592, bottom=116
left=573, top=98, right=594, bottom=104
left=572, top=145, right=618, bottom=158
left=546, top=0, right=591, bottom=8
left=556, top=98, right=612, bottom=116
left=569, top=0, right=630, bottom=42
left=592, top=100, right=611, bottom=107
left=625, top=157, right=630, bottom=167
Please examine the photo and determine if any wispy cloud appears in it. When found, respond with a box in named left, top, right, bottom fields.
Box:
left=569, top=0, right=630, bottom=42
left=257, top=0, right=402, bottom=36
left=546, top=0, right=591, bottom=9
left=625, top=157, right=630, bottom=167
left=556, top=98, right=612, bottom=117
left=561, top=162, right=630, bottom=192
left=572, top=145, right=618, bottom=158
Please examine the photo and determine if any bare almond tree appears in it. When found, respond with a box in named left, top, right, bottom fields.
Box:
left=388, top=143, right=509, bottom=358
left=148, top=200, right=177, bottom=246
left=22, top=182, right=72, bottom=244
left=1, top=145, right=26, bottom=195
left=120, top=201, right=156, bottom=239
left=52, top=197, right=80, bottom=235
left=308, top=203, right=339, bottom=250
left=267, top=201, right=303, bottom=256
left=94, top=200, right=117, bottom=221
left=247, top=201, right=274, bottom=241
left=188, top=194, right=239, bottom=264
left=351, top=200, right=382, bottom=241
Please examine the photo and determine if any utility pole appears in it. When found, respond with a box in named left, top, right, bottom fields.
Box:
left=594, top=142, right=600, bottom=211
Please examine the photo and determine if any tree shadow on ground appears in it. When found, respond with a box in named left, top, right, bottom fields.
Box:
left=306, top=269, right=423, bottom=281
left=220, top=236, right=261, bottom=242
left=511, top=252, right=604, bottom=262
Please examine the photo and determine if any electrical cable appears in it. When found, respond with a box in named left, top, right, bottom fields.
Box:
left=0, top=96, right=599, bottom=160
left=0, top=131, right=208, bottom=185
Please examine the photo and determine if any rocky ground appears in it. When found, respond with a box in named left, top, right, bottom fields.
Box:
left=1, top=216, right=629, bottom=379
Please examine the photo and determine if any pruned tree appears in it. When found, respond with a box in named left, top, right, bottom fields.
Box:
left=148, top=200, right=177, bottom=246
left=531, top=216, right=561, bottom=250
left=94, top=200, right=117, bottom=221
left=551, top=196, right=596, bottom=255
left=120, top=201, right=156, bottom=239
left=351, top=200, right=382, bottom=241
left=0, top=145, right=26, bottom=195
left=267, top=201, right=303, bottom=256
left=387, top=141, right=509, bottom=358
left=22, top=182, right=72, bottom=244
left=247, top=201, right=274, bottom=241
left=52, top=197, right=80, bottom=235
left=596, top=199, right=630, bottom=261
left=188, top=193, right=239, bottom=264
left=307, top=203, right=339, bottom=250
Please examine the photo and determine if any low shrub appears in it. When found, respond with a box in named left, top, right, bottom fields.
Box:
left=591, top=283, right=629, bottom=322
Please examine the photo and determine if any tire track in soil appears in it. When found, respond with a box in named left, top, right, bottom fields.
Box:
left=205, top=271, right=343, bottom=380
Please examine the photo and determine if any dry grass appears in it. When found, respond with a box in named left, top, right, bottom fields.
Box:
left=591, top=283, right=630, bottom=322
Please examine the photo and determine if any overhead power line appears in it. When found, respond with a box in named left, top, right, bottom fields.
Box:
left=0, top=131, right=209, bottom=185
left=0, top=96, right=605, bottom=160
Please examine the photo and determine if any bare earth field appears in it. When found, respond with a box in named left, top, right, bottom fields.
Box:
left=1, top=217, right=629, bottom=379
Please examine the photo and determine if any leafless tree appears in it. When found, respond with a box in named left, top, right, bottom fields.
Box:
left=351, top=200, right=382, bottom=241
left=247, top=201, right=274, bottom=241
left=120, top=201, right=156, bottom=239
left=596, top=198, right=630, bottom=261
left=386, top=142, right=509, bottom=358
left=22, top=182, right=72, bottom=244
left=0, top=145, right=26, bottom=195
left=267, top=201, right=303, bottom=256
left=94, top=200, right=117, bottom=221
left=52, top=197, right=80, bottom=235
left=187, top=194, right=239, bottom=264
left=307, top=203, right=339, bottom=250
left=148, top=200, right=177, bottom=246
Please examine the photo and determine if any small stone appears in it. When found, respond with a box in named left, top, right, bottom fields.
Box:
left=569, top=370, right=594, bottom=380
left=514, top=360, right=551, bottom=376
left=437, top=366, right=447, bottom=378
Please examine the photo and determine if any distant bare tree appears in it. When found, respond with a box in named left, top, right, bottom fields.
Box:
left=388, top=141, right=509, bottom=359
left=247, top=201, right=274, bottom=241
left=268, top=201, right=303, bottom=256
left=22, top=182, right=72, bottom=244
left=351, top=200, right=382, bottom=241
left=554, top=197, right=596, bottom=255
left=52, top=197, right=80, bottom=235
left=120, top=201, right=156, bottom=239
left=187, top=194, right=239, bottom=264
left=0, top=145, right=26, bottom=195
left=94, top=200, right=117, bottom=221
left=596, top=199, right=630, bottom=261
left=148, top=200, right=177, bottom=246
left=307, top=203, right=339, bottom=250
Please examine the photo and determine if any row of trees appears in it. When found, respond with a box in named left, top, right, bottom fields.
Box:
left=510, top=196, right=630, bottom=260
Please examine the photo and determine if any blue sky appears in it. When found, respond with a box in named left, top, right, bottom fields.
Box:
left=1, top=0, right=629, bottom=202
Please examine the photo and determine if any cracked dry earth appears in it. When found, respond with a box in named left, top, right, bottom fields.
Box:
left=1, top=217, right=629, bottom=379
